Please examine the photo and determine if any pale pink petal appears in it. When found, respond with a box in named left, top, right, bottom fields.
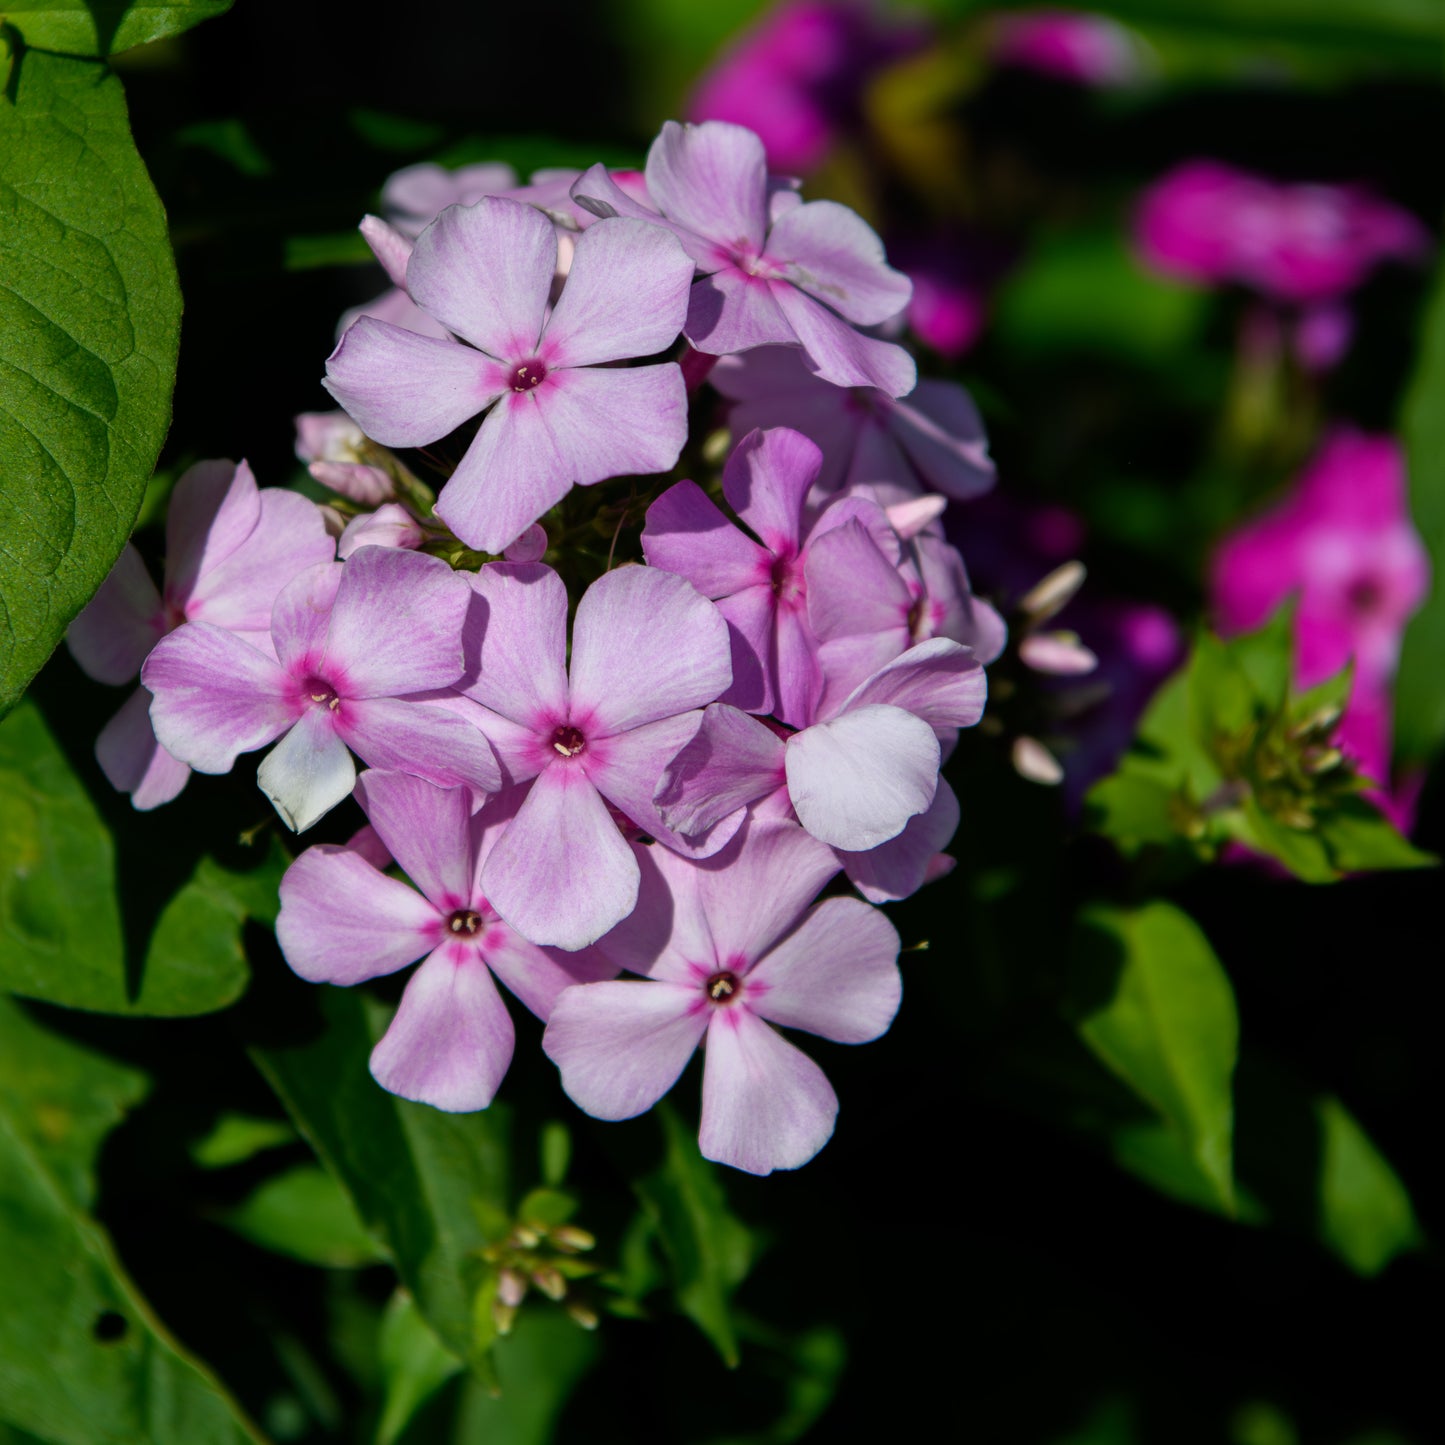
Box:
left=141, top=623, right=291, bottom=773
left=164, top=459, right=260, bottom=607
left=95, top=687, right=190, bottom=810
left=685, top=268, right=796, bottom=353
left=322, top=548, right=469, bottom=698
left=570, top=162, right=710, bottom=263
left=359, top=214, right=412, bottom=288
left=645, top=119, right=768, bottom=254
left=484, top=930, right=618, bottom=1021
left=654, top=703, right=786, bottom=837
left=432, top=397, right=573, bottom=556
left=323, top=319, right=507, bottom=447
left=715, top=584, right=775, bottom=714
left=840, top=777, right=960, bottom=903
left=407, top=196, right=554, bottom=358
left=277, top=845, right=438, bottom=985
left=642, top=480, right=770, bottom=597
left=383, top=161, right=518, bottom=235
left=370, top=948, right=515, bottom=1112
left=543, top=979, right=707, bottom=1119
left=541, top=219, right=693, bottom=368
left=722, top=426, right=820, bottom=554
left=66, top=544, right=164, bottom=684
left=336, top=504, right=425, bottom=560
left=336, top=287, right=453, bottom=343
left=310, top=461, right=396, bottom=506
left=340, top=697, right=501, bottom=794
left=771, top=283, right=917, bottom=396
left=805, top=517, right=911, bottom=641
left=353, top=769, right=472, bottom=910
left=587, top=842, right=715, bottom=983
left=699, top=1010, right=837, bottom=1175
left=541, top=365, right=689, bottom=487
left=186, top=489, right=335, bottom=633
left=257, top=708, right=357, bottom=833
left=694, top=815, right=841, bottom=963
left=767, top=200, right=912, bottom=326
left=482, top=766, right=639, bottom=950
left=842, top=637, right=987, bottom=734
left=747, top=897, right=901, bottom=1041
left=774, top=602, right=824, bottom=730
left=271, top=562, right=344, bottom=674
left=814, top=631, right=911, bottom=723
left=569, top=566, right=731, bottom=736
left=465, top=562, right=569, bottom=727
left=784, top=704, right=939, bottom=849
left=889, top=381, right=995, bottom=499
left=502, top=523, right=547, bottom=563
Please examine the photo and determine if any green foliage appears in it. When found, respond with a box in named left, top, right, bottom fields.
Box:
left=0, top=701, right=286, bottom=1013
left=1087, top=612, right=1437, bottom=880
left=218, top=1163, right=387, bottom=1269
left=253, top=989, right=513, bottom=1362
left=1315, top=1095, right=1421, bottom=1276
left=0, top=0, right=232, bottom=56
left=1069, top=902, right=1239, bottom=1213
left=376, top=1291, right=463, bottom=1445
left=0, top=998, right=260, bottom=1443
left=632, top=1101, right=754, bottom=1367
left=1394, top=263, right=1445, bottom=762
left=188, top=1111, right=296, bottom=1169
left=0, top=47, right=180, bottom=715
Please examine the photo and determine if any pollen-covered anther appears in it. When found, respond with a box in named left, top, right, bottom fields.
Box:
left=551, top=724, right=586, bottom=758
left=706, top=970, right=740, bottom=1003
left=447, top=909, right=483, bottom=936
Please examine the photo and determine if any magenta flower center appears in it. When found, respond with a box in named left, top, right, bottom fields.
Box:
left=302, top=675, right=340, bottom=711
left=511, top=359, right=548, bottom=392
left=446, top=908, right=483, bottom=937
left=770, top=553, right=804, bottom=605
left=551, top=724, right=587, bottom=759
left=705, top=970, right=741, bottom=1005
left=1346, top=576, right=1385, bottom=616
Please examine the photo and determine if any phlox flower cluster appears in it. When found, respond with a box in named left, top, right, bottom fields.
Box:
left=69, top=118, right=1025, bottom=1176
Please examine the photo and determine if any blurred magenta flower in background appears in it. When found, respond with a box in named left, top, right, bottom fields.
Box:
left=688, top=0, right=928, bottom=174
left=990, top=7, right=1145, bottom=86
left=1210, top=428, right=1430, bottom=822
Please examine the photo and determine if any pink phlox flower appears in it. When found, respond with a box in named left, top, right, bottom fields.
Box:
left=324, top=196, right=695, bottom=555
left=458, top=561, right=737, bottom=950
left=277, top=769, right=615, bottom=1113
left=992, top=8, right=1145, bottom=86
left=808, top=513, right=1008, bottom=715
left=687, top=1, right=928, bottom=175
left=642, top=426, right=897, bottom=728
left=295, top=411, right=397, bottom=505
left=141, top=545, right=501, bottom=833
left=66, top=458, right=334, bottom=811
left=571, top=120, right=916, bottom=396
left=542, top=816, right=902, bottom=1175
left=382, top=161, right=520, bottom=238
left=1210, top=427, right=1428, bottom=795
left=711, top=344, right=993, bottom=507
left=1135, top=161, right=1430, bottom=305
left=657, top=634, right=986, bottom=855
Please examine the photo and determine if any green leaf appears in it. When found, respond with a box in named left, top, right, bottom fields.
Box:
left=0, top=47, right=181, bottom=714
left=1395, top=262, right=1445, bottom=762
left=0, top=997, right=262, bottom=1443
left=0, top=700, right=284, bottom=1013
left=218, top=1163, right=386, bottom=1269
left=188, top=1111, right=296, bottom=1169
left=1085, top=772, right=1182, bottom=855
left=252, top=988, right=513, bottom=1361
left=1232, top=797, right=1339, bottom=884
left=1069, top=902, right=1239, bottom=1213
left=1316, top=1096, right=1421, bottom=1276
left=1, top=1, right=233, bottom=56
left=632, top=1101, right=753, bottom=1367
left=1315, top=797, right=1437, bottom=873
left=376, top=1291, right=463, bottom=1445
left=174, top=118, right=270, bottom=177
left=993, top=227, right=1207, bottom=365
left=284, top=230, right=377, bottom=272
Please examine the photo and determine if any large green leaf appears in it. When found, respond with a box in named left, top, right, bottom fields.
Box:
left=252, top=988, right=513, bottom=1362
left=1, top=1, right=232, bottom=57
left=0, top=700, right=286, bottom=1014
left=632, top=1101, right=753, bottom=1367
left=0, top=997, right=261, bottom=1443
left=0, top=45, right=180, bottom=715
left=1069, top=902, right=1239, bottom=1213
left=1394, top=263, right=1445, bottom=763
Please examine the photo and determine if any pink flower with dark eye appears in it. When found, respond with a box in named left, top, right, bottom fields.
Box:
left=324, top=196, right=695, bottom=554
left=66, top=459, right=334, bottom=810
left=571, top=121, right=916, bottom=396
left=543, top=817, right=902, bottom=1175
left=278, top=770, right=614, bottom=1112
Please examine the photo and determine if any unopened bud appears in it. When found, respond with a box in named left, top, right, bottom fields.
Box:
left=511, top=1226, right=542, bottom=1250
left=1289, top=704, right=1344, bottom=742
left=1012, top=735, right=1064, bottom=786
left=498, top=1268, right=529, bottom=1308
left=532, top=1266, right=567, bottom=1301
left=550, top=1225, right=596, bottom=1254
left=1019, top=631, right=1098, bottom=677
left=1304, top=747, right=1344, bottom=775
left=492, top=1301, right=518, bottom=1336
left=565, top=1301, right=600, bottom=1331
left=701, top=428, right=732, bottom=466
left=1018, top=561, right=1086, bottom=623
